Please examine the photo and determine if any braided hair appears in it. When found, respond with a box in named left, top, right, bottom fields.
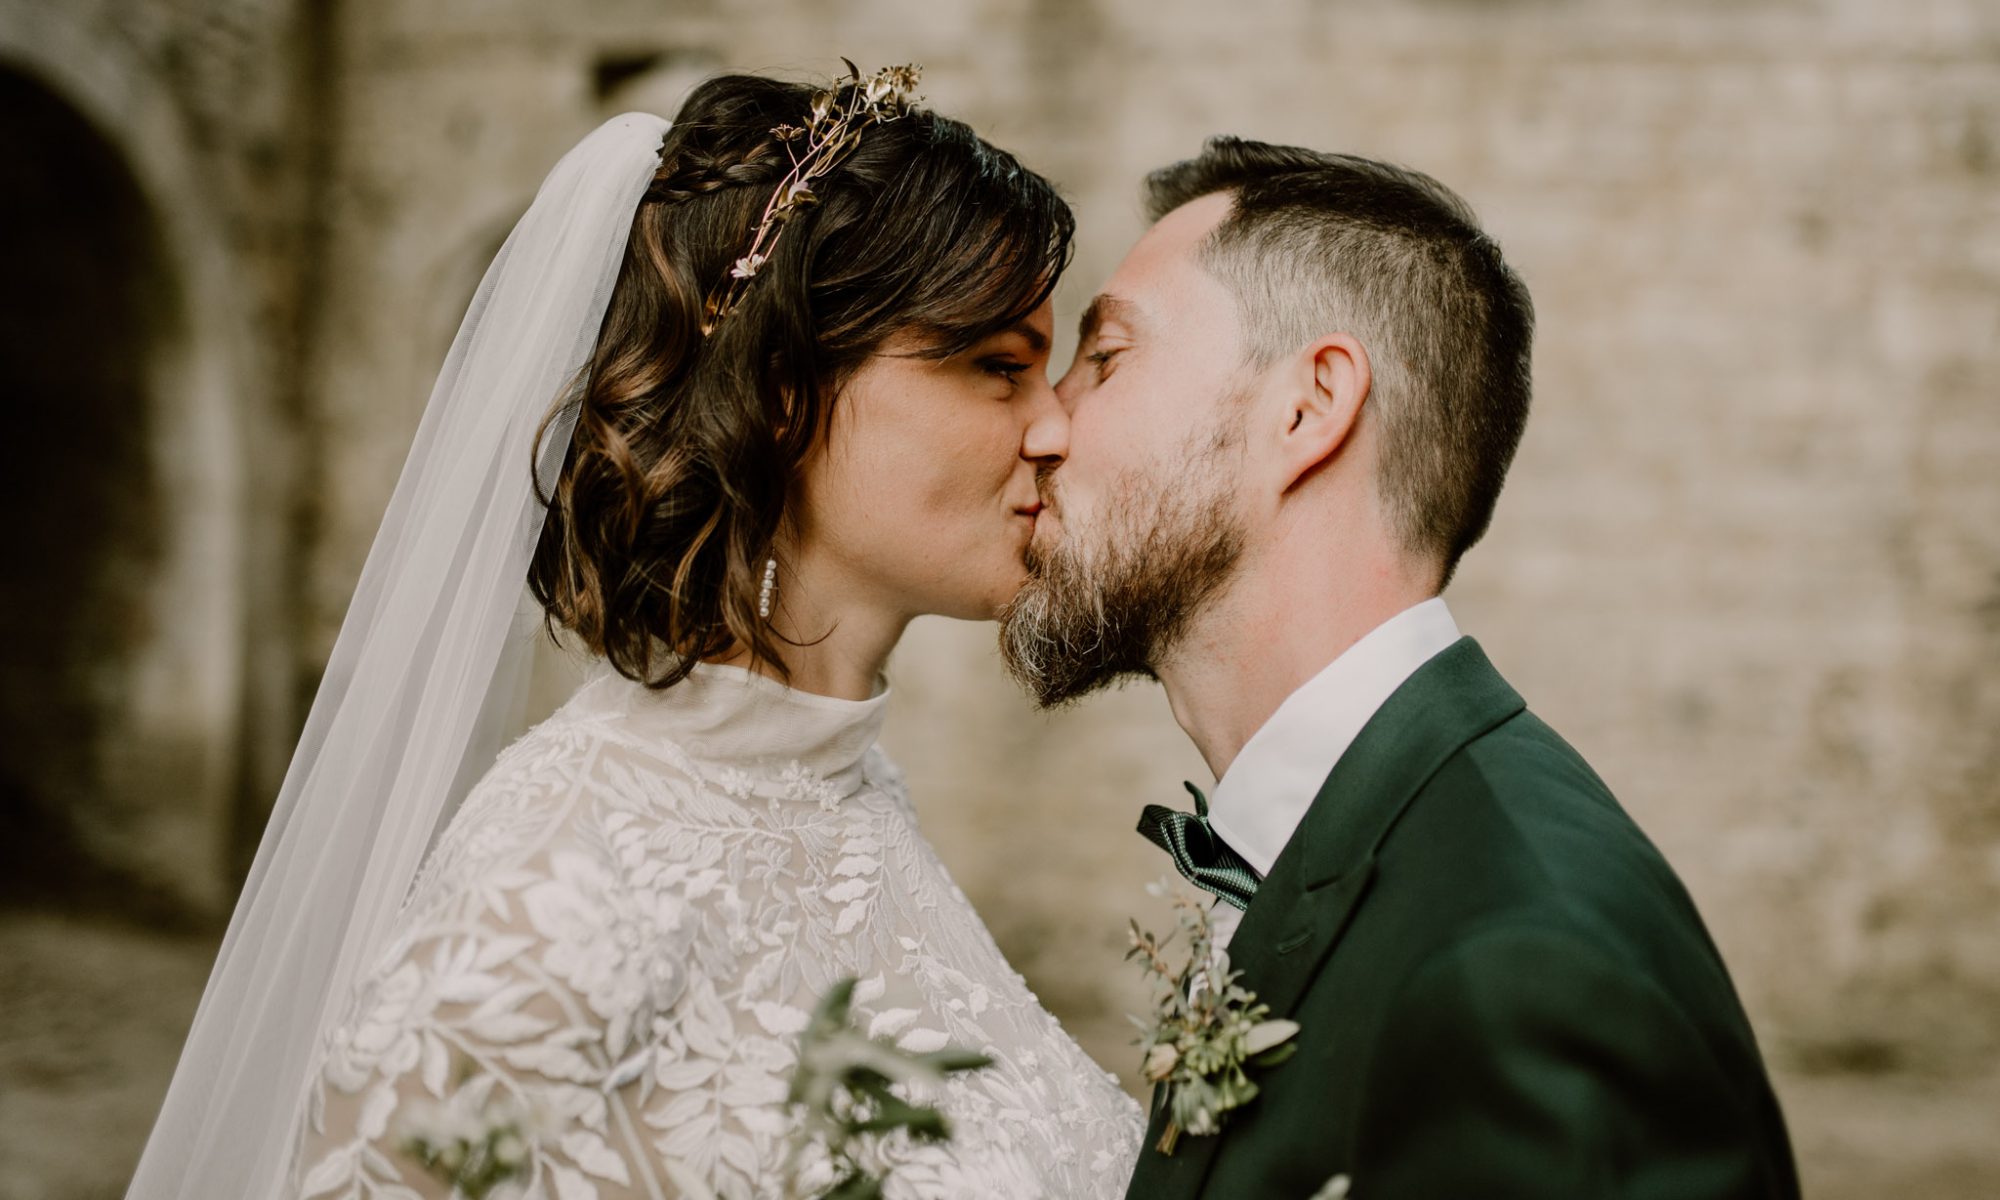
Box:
left=528, top=73, right=1074, bottom=687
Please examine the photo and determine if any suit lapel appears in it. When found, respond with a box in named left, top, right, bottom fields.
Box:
left=1129, top=861, right=1382, bottom=1197
left=1135, top=637, right=1524, bottom=1198
left=1229, top=638, right=1523, bottom=1018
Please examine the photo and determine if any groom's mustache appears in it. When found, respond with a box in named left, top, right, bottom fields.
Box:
left=1033, top=464, right=1064, bottom=516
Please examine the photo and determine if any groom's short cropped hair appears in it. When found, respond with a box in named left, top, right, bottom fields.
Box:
left=1145, top=138, right=1534, bottom=588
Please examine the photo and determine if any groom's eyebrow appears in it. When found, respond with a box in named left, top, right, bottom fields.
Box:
left=1077, top=295, right=1139, bottom=346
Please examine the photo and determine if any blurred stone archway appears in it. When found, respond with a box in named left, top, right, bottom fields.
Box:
left=0, top=66, right=175, bottom=914
left=0, top=56, right=250, bottom=924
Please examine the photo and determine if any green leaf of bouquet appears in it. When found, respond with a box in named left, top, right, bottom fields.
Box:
left=824, top=1172, right=887, bottom=1200
left=1253, top=1041, right=1300, bottom=1069
left=813, top=977, right=859, bottom=1023
left=852, top=1094, right=951, bottom=1140
left=917, top=1049, right=993, bottom=1074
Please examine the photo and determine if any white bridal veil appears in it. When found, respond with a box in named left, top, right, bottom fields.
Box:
left=125, top=111, right=670, bottom=1199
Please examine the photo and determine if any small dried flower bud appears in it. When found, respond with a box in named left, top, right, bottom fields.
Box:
left=1243, top=1019, right=1299, bottom=1057
left=1143, top=1042, right=1179, bottom=1081
left=1309, top=1175, right=1353, bottom=1200
left=493, top=1133, right=525, bottom=1167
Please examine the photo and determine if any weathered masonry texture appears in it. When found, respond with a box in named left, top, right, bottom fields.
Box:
left=2, top=1, right=1995, bottom=1196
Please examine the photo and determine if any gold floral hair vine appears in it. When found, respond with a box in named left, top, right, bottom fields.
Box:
left=699, top=60, right=924, bottom=335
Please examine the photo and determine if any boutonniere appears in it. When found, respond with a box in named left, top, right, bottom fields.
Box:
left=1127, top=880, right=1300, bottom=1155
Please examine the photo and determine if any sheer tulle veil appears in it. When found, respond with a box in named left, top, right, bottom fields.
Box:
left=125, top=111, right=670, bottom=1199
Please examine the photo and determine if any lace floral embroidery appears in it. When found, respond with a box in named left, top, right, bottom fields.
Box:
left=293, top=667, right=1141, bottom=1199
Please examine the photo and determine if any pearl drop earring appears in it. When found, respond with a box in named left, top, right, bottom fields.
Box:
left=757, top=557, right=778, bottom=619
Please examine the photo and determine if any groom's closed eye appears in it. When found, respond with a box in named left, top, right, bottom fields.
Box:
left=1070, top=294, right=1142, bottom=390
left=1084, top=347, right=1123, bottom=383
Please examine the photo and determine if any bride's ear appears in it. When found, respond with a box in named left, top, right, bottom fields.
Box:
left=1275, top=332, right=1370, bottom=493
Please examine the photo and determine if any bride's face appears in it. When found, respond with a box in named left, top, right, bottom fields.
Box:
left=794, top=299, right=1065, bottom=622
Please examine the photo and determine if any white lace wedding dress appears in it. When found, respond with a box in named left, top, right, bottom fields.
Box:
left=289, top=659, right=1143, bottom=1199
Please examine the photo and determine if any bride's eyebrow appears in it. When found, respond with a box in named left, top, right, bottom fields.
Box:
left=961, top=319, right=1048, bottom=358
left=1001, top=319, right=1049, bottom=354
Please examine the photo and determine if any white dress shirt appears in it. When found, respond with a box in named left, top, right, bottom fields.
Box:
left=1204, top=597, right=1462, bottom=948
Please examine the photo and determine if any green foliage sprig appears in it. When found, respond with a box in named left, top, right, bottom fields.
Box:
left=1128, top=880, right=1300, bottom=1156
left=784, top=976, right=993, bottom=1199
left=397, top=973, right=988, bottom=1200
left=397, top=1084, right=554, bottom=1200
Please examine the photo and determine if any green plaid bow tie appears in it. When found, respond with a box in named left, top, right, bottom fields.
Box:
left=1137, top=782, right=1261, bottom=911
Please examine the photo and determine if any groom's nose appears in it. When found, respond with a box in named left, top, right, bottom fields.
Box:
left=1020, top=375, right=1069, bottom=466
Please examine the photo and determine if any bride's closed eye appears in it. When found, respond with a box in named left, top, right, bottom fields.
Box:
left=977, top=355, right=1035, bottom=392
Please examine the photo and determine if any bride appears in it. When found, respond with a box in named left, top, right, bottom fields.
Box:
left=126, top=68, right=1143, bottom=1200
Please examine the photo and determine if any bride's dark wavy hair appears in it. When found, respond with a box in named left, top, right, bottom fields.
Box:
left=529, top=73, right=1074, bottom=687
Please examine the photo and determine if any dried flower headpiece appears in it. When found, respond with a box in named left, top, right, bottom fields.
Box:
left=699, top=60, right=923, bottom=335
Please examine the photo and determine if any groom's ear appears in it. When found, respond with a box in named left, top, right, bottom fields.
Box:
left=1274, top=332, right=1371, bottom=493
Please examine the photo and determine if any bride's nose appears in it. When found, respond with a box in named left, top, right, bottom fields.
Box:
left=1020, top=374, right=1069, bottom=466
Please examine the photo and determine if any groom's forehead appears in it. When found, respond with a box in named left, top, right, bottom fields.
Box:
left=1099, top=193, right=1233, bottom=315
left=1132, top=191, right=1232, bottom=270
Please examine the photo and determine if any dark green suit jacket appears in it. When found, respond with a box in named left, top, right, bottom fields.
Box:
left=1125, top=638, right=1799, bottom=1199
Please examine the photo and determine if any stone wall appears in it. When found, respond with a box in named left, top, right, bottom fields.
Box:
left=3, top=0, right=1996, bottom=1195
left=0, top=0, right=307, bottom=916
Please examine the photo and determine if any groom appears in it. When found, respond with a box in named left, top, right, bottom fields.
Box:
left=1001, top=138, right=1800, bottom=1198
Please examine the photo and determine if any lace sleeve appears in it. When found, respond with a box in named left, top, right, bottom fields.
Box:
left=292, top=823, right=697, bottom=1200
left=289, top=728, right=856, bottom=1200
left=284, top=682, right=730, bottom=1200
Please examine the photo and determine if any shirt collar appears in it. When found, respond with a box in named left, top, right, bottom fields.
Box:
left=1204, top=597, right=1461, bottom=876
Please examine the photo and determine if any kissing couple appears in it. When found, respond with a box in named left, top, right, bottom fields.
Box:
left=129, top=65, right=1800, bottom=1200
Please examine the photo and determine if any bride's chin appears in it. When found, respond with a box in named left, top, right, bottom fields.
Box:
left=936, top=564, right=1027, bottom=624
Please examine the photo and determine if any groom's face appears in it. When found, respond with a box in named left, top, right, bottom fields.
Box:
left=999, top=193, right=1257, bottom=705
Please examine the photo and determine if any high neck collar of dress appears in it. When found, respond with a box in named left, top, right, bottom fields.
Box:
left=576, top=658, right=891, bottom=797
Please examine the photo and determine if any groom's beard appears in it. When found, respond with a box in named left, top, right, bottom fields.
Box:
left=998, top=435, right=1246, bottom=709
